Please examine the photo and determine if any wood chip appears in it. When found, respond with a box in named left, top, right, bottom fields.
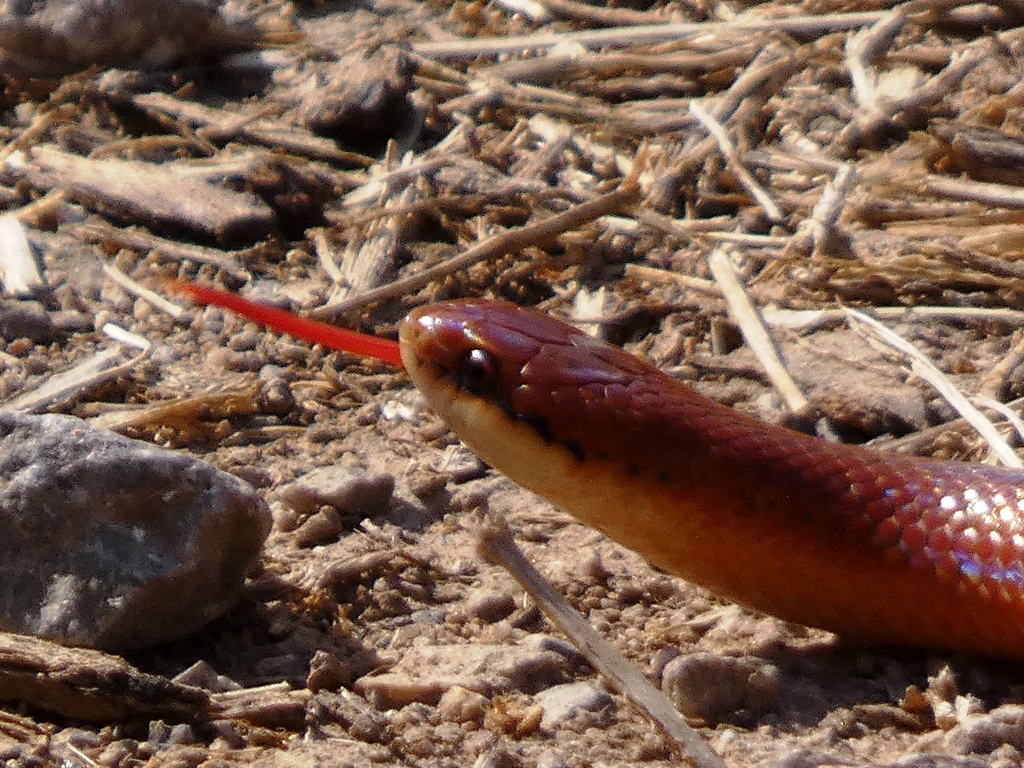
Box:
left=0, top=631, right=209, bottom=722
left=11, top=146, right=275, bottom=244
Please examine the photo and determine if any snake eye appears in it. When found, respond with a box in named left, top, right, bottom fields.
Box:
left=457, top=348, right=497, bottom=394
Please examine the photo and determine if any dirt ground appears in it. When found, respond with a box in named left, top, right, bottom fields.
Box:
left=5, top=0, right=1024, bottom=766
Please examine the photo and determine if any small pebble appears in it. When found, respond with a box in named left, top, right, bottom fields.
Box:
left=204, top=346, right=240, bottom=371
left=534, top=681, right=614, bottom=730
left=209, top=720, right=246, bottom=751
left=437, top=685, right=489, bottom=724
left=661, top=652, right=779, bottom=720
left=271, top=500, right=302, bottom=533
left=228, top=329, right=262, bottom=351
left=520, top=634, right=586, bottom=666
left=407, top=469, right=447, bottom=499
left=466, top=590, right=516, bottom=624
left=259, top=373, right=296, bottom=416
left=353, top=643, right=570, bottom=709
left=165, top=724, right=196, bottom=746
left=649, top=646, right=681, bottom=677
left=275, top=465, right=395, bottom=518
left=293, top=505, right=344, bottom=548
left=171, top=660, right=241, bottom=693
left=439, top=445, right=488, bottom=482
left=355, top=402, right=382, bottom=425
left=0, top=300, right=56, bottom=343
left=307, top=649, right=353, bottom=692
left=224, top=349, right=264, bottom=372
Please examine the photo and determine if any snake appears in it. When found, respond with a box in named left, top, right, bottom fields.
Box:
left=179, top=282, right=1024, bottom=659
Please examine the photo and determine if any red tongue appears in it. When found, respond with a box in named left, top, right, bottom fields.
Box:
left=172, top=281, right=404, bottom=368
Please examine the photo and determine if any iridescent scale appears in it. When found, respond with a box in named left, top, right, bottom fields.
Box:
left=866, top=460, right=1024, bottom=601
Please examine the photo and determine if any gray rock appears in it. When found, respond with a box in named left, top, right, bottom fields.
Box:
left=520, top=634, right=586, bottom=665
left=0, top=412, right=271, bottom=651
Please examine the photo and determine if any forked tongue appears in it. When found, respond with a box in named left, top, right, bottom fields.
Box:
left=173, top=281, right=404, bottom=368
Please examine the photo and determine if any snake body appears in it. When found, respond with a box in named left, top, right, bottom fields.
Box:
left=183, top=283, right=1024, bottom=659
left=403, top=301, right=1024, bottom=659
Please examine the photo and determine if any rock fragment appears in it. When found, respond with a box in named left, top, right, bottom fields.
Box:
left=0, top=412, right=271, bottom=651
left=534, top=681, right=614, bottom=730
left=943, top=704, right=1024, bottom=755
left=0, top=299, right=55, bottom=343
left=12, top=147, right=276, bottom=245
left=275, top=464, right=395, bottom=519
left=353, top=643, right=570, bottom=708
left=437, top=685, right=488, bottom=725
left=292, top=506, right=344, bottom=548
left=306, top=649, right=353, bottom=692
left=294, top=49, right=416, bottom=155
left=661, top=652, right=779, bottom=720
left=466, top=590, right=517, bottom=624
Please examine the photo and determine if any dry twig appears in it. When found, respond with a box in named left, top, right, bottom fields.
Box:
left=312, top=181, right=640, bottom=318
left=688, top=102, right=783, bottom=222
left=846, top=309, right=1021, bottom=468
left=413, top=11, right=889, bottom=58
left=476, top=513, right=727, bottom=768
left=708, top=248, right=809, bottom=414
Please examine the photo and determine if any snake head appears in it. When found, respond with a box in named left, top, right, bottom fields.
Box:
left=400, top=300, right=543, bottom=406
left=399, top=299, right=656, bottom=468
left=400, top=299, right=649, bottom=410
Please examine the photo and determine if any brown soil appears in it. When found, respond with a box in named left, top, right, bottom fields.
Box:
left=4, top=0, right=1024, bottom=766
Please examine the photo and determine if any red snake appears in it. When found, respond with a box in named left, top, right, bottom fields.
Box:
left=180, top=283, right=1024, bottom=659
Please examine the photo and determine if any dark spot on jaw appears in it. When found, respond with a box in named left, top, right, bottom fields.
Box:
left=511, top=411, right=585, bottom=462
left=562, top=439, right=585, bottom=462
left=517, top=412, right=555, bottom=443
left=657, top=471, right=671, bottom=484
left=595, top=450, right=610, bottom=461
left=627, top=462, right=641, bottom=475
